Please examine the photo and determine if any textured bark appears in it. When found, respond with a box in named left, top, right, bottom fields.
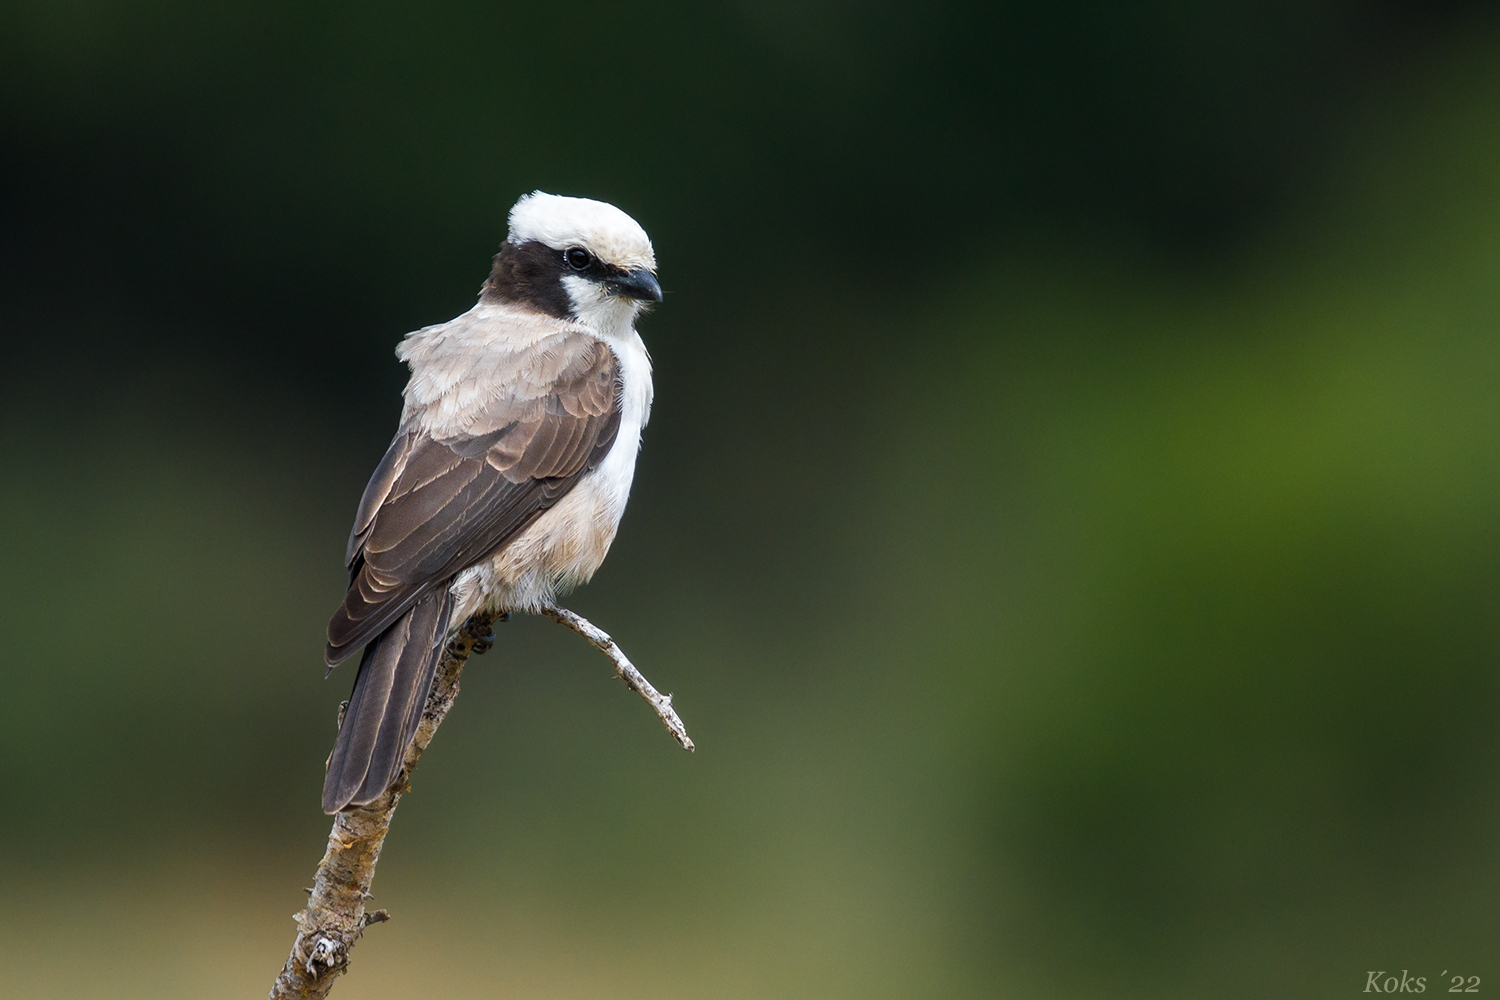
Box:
left=268, top=610, right=498, bottom=1000
left=268, top=605, right=692, bottom=998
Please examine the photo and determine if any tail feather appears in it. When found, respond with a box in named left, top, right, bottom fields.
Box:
left=322, top=587, right=455, bottom=813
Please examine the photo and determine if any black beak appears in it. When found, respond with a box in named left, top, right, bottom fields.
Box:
left=608, top=267, right=663, bottom=303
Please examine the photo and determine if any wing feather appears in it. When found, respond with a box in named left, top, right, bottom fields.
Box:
left=326, top=333, right=620, bottom=665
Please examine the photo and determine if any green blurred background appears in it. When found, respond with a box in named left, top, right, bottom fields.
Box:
left=3, top=2, right=1499, bottom=996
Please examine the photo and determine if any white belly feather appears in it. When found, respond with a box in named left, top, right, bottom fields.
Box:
left=449, top=328, right=653, bottom=618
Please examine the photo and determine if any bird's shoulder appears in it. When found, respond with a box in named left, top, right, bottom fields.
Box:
left=396, top=301, right=620, bottom=437
left=342, top=307, right=624, bottom=565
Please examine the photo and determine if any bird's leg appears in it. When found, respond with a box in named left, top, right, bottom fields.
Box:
left=469, top=611, right=510, bottom=655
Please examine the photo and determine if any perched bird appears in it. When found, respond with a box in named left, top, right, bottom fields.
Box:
left=321, top=192, right=662, bottom=814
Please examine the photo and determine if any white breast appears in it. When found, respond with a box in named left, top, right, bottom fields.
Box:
left=451, top=328, right=654, bottom=618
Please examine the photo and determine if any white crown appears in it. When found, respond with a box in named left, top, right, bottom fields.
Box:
left=507, top=192, right=656, bottom=272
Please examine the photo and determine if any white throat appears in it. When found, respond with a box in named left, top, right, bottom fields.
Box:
left=561, top=275, right=646, bottom=338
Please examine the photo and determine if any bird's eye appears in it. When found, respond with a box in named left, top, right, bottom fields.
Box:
left=565, top=248, right=592, bottom=270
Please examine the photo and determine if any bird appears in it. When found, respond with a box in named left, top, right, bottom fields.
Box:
left=320, top=191, right=662, bottom=814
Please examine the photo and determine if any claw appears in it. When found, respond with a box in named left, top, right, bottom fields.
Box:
left=469, top=612, right=509, bottom=655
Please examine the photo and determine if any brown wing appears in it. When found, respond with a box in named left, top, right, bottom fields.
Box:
left=325, top=333, right=620, bottom=665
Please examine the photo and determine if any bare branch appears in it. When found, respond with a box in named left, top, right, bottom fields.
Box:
left=268, top=604, right=690, bottom=998
left=541, top=605, right=695, bottom=752
left=268, top=610, right=498, bottom=1000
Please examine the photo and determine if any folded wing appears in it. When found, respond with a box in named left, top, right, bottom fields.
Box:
left=325, top=331, right=621, bottom=665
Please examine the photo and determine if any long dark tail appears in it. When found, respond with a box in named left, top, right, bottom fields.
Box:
left=322, top=587, right=455, bottom=813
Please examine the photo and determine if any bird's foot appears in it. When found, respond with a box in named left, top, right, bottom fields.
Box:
left=468, top=612, right=509, bottom=655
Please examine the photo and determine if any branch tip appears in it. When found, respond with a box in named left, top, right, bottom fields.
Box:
left=541, top=605, right=695, bottom=753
